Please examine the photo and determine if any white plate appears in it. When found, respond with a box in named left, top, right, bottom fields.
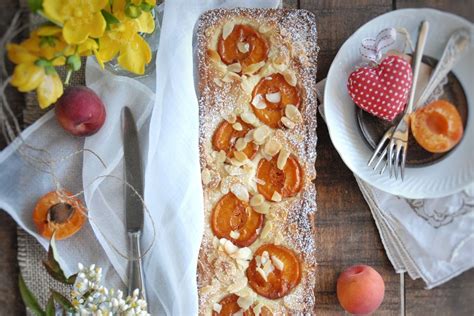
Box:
left=325, top=8, right=474, bottom=199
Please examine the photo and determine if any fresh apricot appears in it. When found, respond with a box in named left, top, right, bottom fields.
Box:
left=217, top=24, right=268, bottom=69
left=337, top=265, right=385, bottom=315
left=251, top=73, right=301, bottom=128
left=212, top=118, right=258, bottom=160
left=33, top=191, right=87, bottom=240
left=411, top=100, right=464, bottom=153
left=256, top=155, right=303, bottom=201
left=247, top=244, right=301, bottom=299
left=211, top=192, right=264, bottom=247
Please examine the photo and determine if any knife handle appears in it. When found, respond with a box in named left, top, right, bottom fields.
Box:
left=127, top=231, right=147, bottom=303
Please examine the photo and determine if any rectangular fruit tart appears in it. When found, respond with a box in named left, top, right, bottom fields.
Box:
left=195, top=8, right=319, bottom=315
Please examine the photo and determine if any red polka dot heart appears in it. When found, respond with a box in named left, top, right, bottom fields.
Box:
left=347, top=55, right=413, bottom=121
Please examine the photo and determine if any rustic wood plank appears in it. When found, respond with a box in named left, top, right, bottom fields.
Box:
left=282, top=0, right=298, bottom=9
left=395, top=3, right=474, bottom=316
left=301, top=0, right=397, bottom=314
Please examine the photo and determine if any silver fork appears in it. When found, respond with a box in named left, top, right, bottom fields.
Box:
left=387, top=21, right=430, bottom=180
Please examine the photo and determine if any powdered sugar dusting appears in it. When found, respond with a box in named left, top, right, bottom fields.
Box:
left=195, top=8, right=319, bottom=315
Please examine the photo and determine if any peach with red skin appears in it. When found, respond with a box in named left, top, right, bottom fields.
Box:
left=55, top=86, right=106, bottom=137
left=337, top=265, right=385, bottom=315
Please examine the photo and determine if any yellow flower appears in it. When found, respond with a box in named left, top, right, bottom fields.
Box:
left=7, top=42, right=64, bottom=109
left=43, top=0, right=108, bottom=44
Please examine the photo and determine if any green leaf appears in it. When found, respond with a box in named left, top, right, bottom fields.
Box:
left=52, top=291, right=74, bottom=312
left=140, top=2, right=154, bottom=12
left=101, top=9, right=120, bottom=27
left=19, top=274, right=45, bottom=316
left=27, top=0, right=43, bottom=12
left=43, top=235, right=76, bottom=285
left=45, top=296, right=55, bottom=316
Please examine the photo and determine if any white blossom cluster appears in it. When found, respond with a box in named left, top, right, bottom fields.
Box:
left=72, top=263, right=149, bottom=316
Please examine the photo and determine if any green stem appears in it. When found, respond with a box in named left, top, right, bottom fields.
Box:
left=64, top=70, right=72, bottom=86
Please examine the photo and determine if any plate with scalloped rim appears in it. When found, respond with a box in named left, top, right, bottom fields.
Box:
left=324, top=8, right=474, bottom=199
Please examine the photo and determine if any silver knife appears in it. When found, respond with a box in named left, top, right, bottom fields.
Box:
left=121, top=106, right=147, bottom=302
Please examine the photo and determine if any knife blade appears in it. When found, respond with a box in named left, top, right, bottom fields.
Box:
left=121, top=106, right=147, bottom=302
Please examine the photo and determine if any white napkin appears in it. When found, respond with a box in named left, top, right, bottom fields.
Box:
left=144, top=1, right=281, bottom=314
left=316, top=79, right=474, bottom=288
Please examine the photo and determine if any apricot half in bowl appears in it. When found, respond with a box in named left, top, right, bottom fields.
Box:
left=33, top=191, right=87, bottom=240
left=411, top=100, right=464, bottom=153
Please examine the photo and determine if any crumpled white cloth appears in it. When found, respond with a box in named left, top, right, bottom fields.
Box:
left=316, top=79, right=474, bottom=289
left=0, top=1, right=281, bottom=315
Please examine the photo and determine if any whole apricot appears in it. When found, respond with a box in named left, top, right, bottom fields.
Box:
left=55, top=86, right=106, bottom=137
left=336, top=265, right=385, bottom=315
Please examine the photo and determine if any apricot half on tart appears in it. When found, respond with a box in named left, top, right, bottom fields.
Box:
left=411, top=100, right=464, bottom=153
left=256, top=155, right=303, bottom=201
left=251, top=73, right=301, bottom=129
left=217, top=24, right=269, bottom=69
left=247, top=244, right=302, bottom=299
left=212, top=294, right=272, bottom=316
left=212, top=118, right=258, bottom=160
left=33, top=191, right=87, bottom=240
left=211, top=192, right=264, bottom=247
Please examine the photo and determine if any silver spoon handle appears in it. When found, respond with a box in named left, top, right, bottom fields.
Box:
left=406, top=21, right=430, bottom=114
left=415, top=28, right=471, bottom=108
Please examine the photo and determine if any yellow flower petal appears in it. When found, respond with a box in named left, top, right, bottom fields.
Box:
left=42, top=0, right=66, bottom=24
left=97, top=35, right=119, bottom=62
left=135, top=11, right=155, bottom=34
left=90, top=0, right=108, bottom=12
left=117, top=34, right=151, bottom=75
left=78, top=38, right=99, bottom=56
left=63, top=18, right=90, bottom=44
left=11, top=63, right=45, bottom=92
left=7, top=44, right=37, bottom=64
left=88, top=12, right=107, bottom=38
left=145, top=0, right=156, bottom=5
left=36, top=25, right=62, bottom=36
left=37, top=73, right=63, bottom=109
left=52, top=56, right=66, bottom=66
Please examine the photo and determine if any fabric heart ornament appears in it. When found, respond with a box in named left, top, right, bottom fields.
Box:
left=347, top=55, right=413, bottom=121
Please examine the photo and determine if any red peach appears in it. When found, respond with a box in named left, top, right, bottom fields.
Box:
left=337, top=265, right=385, bottom=315
left=55, top=86, right=106, bottom=137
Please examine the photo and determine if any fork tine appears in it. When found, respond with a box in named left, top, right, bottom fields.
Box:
left=400, top=146, right=408, bottom=181
left=373, top=147, right=388, bottom=171
left=368, top=134, right=389, bottom=166
left=379, top=161, right=388, bottom=175
left=394, top=144, right=403, bottom=180
left=388, top=140, right=395, bottom=178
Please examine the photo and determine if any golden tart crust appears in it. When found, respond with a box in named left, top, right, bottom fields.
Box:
left=196, top=8, right=319, bottom=315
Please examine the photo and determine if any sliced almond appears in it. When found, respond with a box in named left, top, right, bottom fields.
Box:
left=233, top=151, right=248, bottom=162
left=235, top=286, right=252, bottom=298
left=232, top=122, right=243, bottom=131
left=271, top=191, right=282, bottom=202
left=271, top=255, right=284, bottom=271
left=231, top=183, right=249, bottom=202
left=240, top=111, right=258, bottom=125
left=253, top=302, right=264, bottom=316
left=258, top=23, right=273, bottom=34
left=201, top=168, right=211, bottom=185
left=282, top=70, right=297, bottom=86
left=254, top=202, right=270, bottom=214
left=227, top=62, right=242, bottom=73
left=229, top=157, right=246, bottom=167
left=281, top=116, right=296, bottom=129
left=250, top=194, right=264, bottom=207
left=265, top=91, right=281, bottom=103
left=256, top=267, right=268, bottom=282
left=253, top=177, right=265, bottom=185
left=227, top=277, right=248, bottom=293
left=234, top=106, right=244, bottom=115
left=233, top=310, right=244, bottom=316
left=233, top=247, right=252, bottom=260
left=230, top=230, right=240, bottom=239
left=237, top=42, right=250, bottom=53
left=243, top=61, right=265, bottom=75
left=224, top=164, right=244, bottom=176
left=237, top=295, right=256, bottom=311
left=252, top=126, right=271, bottom=144
left=251, top=94, right=266, bottom=110
left=285, top=104, right=302, bottom=123
left=213, top=303, right=222, bottom=313
left=236, top=259, right=250, bottom=271
left=223, top=112, right=237, bottom=124
left=224, top=239, right=238, bottom=255
left=213, top=78, right=223, bottom=87
left=260, top=222, right=272, bottom=239
left=277, top=148, right=290, bottom=170
left=262, top=260, right=275, bottom=274
left=234, top=138, right=247, bottom=152
left=263, top=137, right=282, bottom=157
left=216, top=150, right=227, bottom=163
left=212, top=236, right=220, bottom=249
left=222, top=22, right=234, bottom=40
left=207, top=49, right=221, bottom=63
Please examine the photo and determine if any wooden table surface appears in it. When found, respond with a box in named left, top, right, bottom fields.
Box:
left=1, top=0, right=473, bottom=315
